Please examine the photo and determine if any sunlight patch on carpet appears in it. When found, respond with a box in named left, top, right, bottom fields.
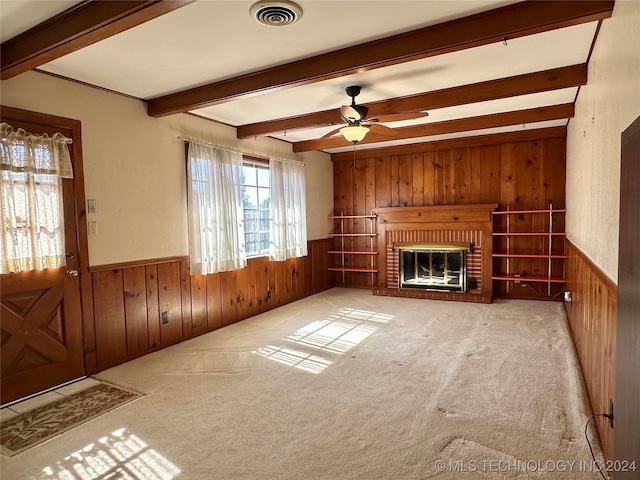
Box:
left=1, top=383, right=143, bottom=456
left=253, top=346, right=332, bottom=374
left=285, top=319, right=377, bottom=354
left=284, top=307, right=393, bottom=354
left=254, top=307, right=394, bottom=373
left=36, top=427, right=180, bottom=480
left=337, top=308, right=394, bottom=324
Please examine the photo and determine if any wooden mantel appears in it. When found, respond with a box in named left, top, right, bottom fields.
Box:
left=375, top=204, right=497, bottom=225
left=372, top=204, right=498, bottom=301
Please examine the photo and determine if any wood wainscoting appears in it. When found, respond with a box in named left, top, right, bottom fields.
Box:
left=85, top=239, right=334, bottom=374
left=564, top=239, right=617, bottom=462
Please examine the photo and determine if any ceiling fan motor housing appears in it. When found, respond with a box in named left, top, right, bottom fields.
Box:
left=341, top=85, right=369, bottom=121
left=345, top=85, right=362, bottom=98
left=340, top=105, right=369, bottom=122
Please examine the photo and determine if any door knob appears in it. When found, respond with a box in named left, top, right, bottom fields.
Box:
left=66, top=269, right=79, bottom=277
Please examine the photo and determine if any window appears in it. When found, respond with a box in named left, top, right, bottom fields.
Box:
left=241, top=161, right=270, bottom=257
left=186, top=139, right=307, bottom=273
left=1, top=123, right=73, bottom=273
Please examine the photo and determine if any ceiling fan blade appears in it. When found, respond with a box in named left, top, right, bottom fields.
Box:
left=367, top=123, right=398, bottom=136
left=367, top=112, right=429, bottom=123
left=320, top=126, right=345, bottom=139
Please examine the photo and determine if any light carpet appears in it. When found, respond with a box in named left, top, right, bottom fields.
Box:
left=0, top=288, right=604, bottom=479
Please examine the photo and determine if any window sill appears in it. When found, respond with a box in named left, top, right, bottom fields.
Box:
left=246, top=253, right=270, bottom=260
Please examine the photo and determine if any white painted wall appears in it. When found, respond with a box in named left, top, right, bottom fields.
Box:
left=1, top=71, right=334, bottom=266
left=566, top=0, right=640, bottom=283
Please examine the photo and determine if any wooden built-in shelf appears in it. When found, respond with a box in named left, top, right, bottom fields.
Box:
left=492, top=275, right=566, bottom=284
left=328, top=251, right=378, bottom=255
left=329, top=212, right=378, bottom=282
left=491, top=208, right=567, bottom=215
left=492, top=254, right=567, bottom=259
left=493, top=232, right=566, bottom=236
left=329, top=233, right=378, bottom=237
left=491, top=204, right=566, bottom=297
left=329, top=267, right=378, bottom=273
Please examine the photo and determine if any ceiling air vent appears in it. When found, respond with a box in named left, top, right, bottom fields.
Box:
left=250, top=1, right=303, bottom=26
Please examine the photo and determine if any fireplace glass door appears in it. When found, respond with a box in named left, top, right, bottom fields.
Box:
left=399, top=248, right=467, bottom=292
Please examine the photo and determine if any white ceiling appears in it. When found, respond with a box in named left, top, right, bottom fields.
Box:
left=0, top=0, right=604, bottom=154
left=0, top=0, right=79, bottom=42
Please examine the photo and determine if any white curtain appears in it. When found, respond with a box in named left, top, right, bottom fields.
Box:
left=187, top=141, right=246, bottom=275
left=269, top=157, right=307, bottom=261
left=0, top=123, right=73, bottom=274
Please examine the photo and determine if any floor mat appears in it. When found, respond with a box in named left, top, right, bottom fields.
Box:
left=0, top=382, right=142, bottom=456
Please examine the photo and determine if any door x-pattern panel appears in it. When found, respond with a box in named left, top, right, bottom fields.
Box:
left=1, top=286, right=68, bottom=376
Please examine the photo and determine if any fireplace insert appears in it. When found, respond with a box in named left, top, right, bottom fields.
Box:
left=396, top=242, right=469, bottom=292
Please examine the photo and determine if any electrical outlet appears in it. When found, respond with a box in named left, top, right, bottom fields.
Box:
left=88, top=221, right=98, bottom=236
left=607, top=399, right=614, bottom=428
left=161, top=311, right=169, bottom=325
left=87, top=198, right=98, bottom=213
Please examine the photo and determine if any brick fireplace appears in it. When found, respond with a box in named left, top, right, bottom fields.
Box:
left=372, top=204, right=497, bottom=303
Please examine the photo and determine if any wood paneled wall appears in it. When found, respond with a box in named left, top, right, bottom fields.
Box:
left=331, top=130, right=566, bottom=299
left=85, top=239, right=334, bottom=374
left=564, top=239, right=617, bottom=462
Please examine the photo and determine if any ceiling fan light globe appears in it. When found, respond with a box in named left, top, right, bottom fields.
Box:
left=341, top=124, right=370, bottom=143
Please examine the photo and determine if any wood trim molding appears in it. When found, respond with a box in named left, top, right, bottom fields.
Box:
left=89, top=256, right=190, bottom=273
left=147, top=1, right=612, bottom=117
left=330, top=126, right=567, bottom=162
left=374, top=204, right=498, bottom=224
left=294, top=104, right=574, bottom=152
left=89, top=238, right=332, bottom=272
left=239, top=64, right=587, bottom=139
left=1, top=0, right=194, bottom=80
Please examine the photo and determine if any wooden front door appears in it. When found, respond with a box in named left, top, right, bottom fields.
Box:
left=1, top=108, right=86, bottom=405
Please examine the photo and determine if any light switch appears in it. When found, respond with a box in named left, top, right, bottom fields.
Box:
left=88, top=221, right=98, bottom=236
left=87, top=199, right=98, bottom=213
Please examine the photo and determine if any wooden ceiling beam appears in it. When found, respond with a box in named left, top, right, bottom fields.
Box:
left=330, top=126, right=567, bottom=162
left=293, top=103, right=574, bottom=153
left=237, top=64, right=587, bottom=139
left=1, top=0, right=194, bottom=80
left=146, top=0, right=612, bottom=117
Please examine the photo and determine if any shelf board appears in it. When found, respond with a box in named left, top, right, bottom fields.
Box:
left=328, top=267, right=378, bottom=273
left=328, top=215, right=377, bottom=219
left=330, top=233, right=378, bottom=237
left=328, top=251, right=378, bottom=255
left=492, top=232, right=566, bottom=236
left=492, top=254, right=567, bottom=259
left=492, top=275, right=565, bottom=284
left=492, top=209, right=566, bottom=215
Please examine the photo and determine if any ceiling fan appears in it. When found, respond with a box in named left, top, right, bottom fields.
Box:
left=322, top=85, right=429, bottom=143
